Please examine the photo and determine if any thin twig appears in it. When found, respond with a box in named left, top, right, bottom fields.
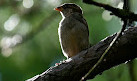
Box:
left=81, top=0, right=129, bottom=80
left=80, top=20, right=128, bottom=81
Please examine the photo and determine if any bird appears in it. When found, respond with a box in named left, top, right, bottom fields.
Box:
left=55, top=3, right=90, bottom=59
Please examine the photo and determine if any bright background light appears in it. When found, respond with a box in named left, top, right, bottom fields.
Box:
left=23, top=0, right=34, bottom=8
left=4, top=14, right=20, bottom=31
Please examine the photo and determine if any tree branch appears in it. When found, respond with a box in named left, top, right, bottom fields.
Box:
left=83, top=0, right=137, bottom=21
left=26, top=27, right=137, bottom=81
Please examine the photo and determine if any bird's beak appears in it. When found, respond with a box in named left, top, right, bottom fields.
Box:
left=54, top=6, right=63, bottom=11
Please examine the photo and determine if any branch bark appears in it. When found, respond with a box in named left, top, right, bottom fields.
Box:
left=27, top=27, right=137, bottom=81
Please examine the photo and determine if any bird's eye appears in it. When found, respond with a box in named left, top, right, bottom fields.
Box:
left=62, top=5, right=67, bottom=9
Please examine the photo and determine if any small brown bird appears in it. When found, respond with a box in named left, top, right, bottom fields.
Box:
left=55, top=3, right=90, bottom=58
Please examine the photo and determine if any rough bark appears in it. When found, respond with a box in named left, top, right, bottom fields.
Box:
left=27, top=27, right=137, bottom=81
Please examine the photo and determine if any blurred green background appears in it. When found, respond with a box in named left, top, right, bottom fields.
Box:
left=0, top=0, right=137, bottom=81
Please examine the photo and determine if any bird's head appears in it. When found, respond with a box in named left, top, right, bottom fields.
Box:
left=54, top=3, right=83, bottom=17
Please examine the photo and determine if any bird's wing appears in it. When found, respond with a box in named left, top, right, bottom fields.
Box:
left=73, top=13, right=89, bottom=36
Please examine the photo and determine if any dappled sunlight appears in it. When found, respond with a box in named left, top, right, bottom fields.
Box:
left=23, top=0, right=34, bottom=8
left=1, top=48, right=12, bottom=57
left=45, top=0, right=61, bottom=7
left=18, top=21, right=32, bottom=35
left=1, top=37, right=12, bottom=49
left=102, top=10, right=113, bottom=21
left=12, top=34, right=23, bottom=45
left=117, top=1, right=124, bottom=9
left=4, top=14, right=20, bottom=31
left=0, top=35, right=22, bottom=57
